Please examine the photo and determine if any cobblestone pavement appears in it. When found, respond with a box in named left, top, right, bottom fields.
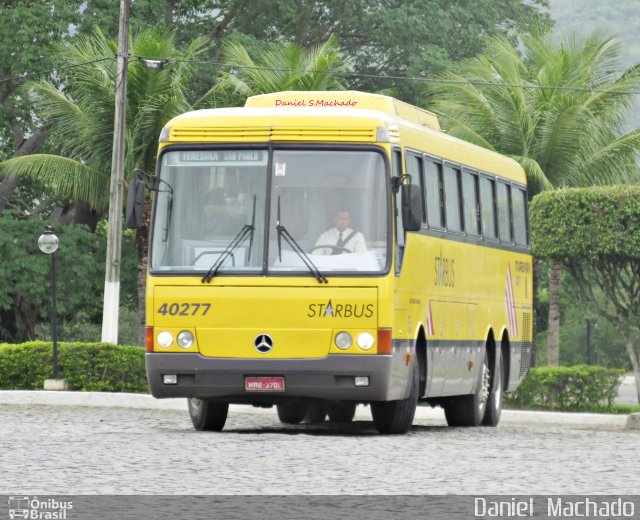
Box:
left=1, top=404, right=639, bottom=495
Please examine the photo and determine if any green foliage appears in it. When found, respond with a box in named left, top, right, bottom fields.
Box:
left=506, top=365, right=625, bottom=411
left=210, top=35, right=348, bottom=106
left=531, top=186, right=640, bottom=260
left=0, top=342, right=147, bottom=393
left=426, top=29, right=640, bottom=196
left=0, top=215, right=137, bottom=341
left=34, top=306, right=140, bottom=346
left=187, top=0, right=550, bottom=105
left=610, top=403, right=640, bottom=415
left=530, top=186, right=640, bottom=379
left=1, top=27, right=207, bottom=213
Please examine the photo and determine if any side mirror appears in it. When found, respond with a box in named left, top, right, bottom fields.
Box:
left=402, top=184, right=423, bottom=232
left=125, top=176, right=145, bottom=229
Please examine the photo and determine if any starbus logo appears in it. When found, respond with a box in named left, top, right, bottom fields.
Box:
left=7, top=497, right=73, bottom=520
left=307, top=299, right=374, bottom=318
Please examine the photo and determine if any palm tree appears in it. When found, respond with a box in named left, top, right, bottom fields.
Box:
left=208, top=35, right=348, bottom=104
left=425, top=29, right=640, bottom=365
left=0, top=30, right=349, bottom=343
left=0, top=27, right=205, bottom=216
left=0, top=27, right=207, bottom=342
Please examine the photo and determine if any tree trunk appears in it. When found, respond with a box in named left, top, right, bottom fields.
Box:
left=164, top=0, right=174, bottom=25
left=72, top=201, right=101, bottom=232
left=13, top=291, right=38, bottom=340
left=623, top=337, right=640, bottom=403
left=0, top=176, right=21, bottom=212
left=0, top=126, right=46, bottom=212
left=136, top=235, right=148, bottom=346
left=546, top=259, right=561, bottom=366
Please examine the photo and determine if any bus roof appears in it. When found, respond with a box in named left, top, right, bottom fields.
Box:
left=245, top=91, right=441, bottom=131
left=162, top=91, right=526, bottom=184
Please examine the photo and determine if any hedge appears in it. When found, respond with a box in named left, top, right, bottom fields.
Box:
left=530, top=186, right=640, bottom=260
left=505, top=365, right=625, bottom=412
left=0, top=342, right=147, bottom=393
left=0, top=345, right=627, bottom=412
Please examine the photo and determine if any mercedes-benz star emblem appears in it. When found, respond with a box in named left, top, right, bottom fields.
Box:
left=254, top=334, right=273, bottom=353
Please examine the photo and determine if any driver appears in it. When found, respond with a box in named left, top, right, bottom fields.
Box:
left=202, top=188, right=244, bottom=236
left=313, top=209, right=366, bottom=255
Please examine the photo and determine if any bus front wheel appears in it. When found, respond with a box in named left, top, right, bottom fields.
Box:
left=304, top=402, right=327, bottom=423
left=277, top=402, right=307, bottom=424
left=482, top=350, right=503, bottom=426
left=188, top=398, right=229, bottom=431
left=371, top=360, right=418, bottom=434
left=328, top=401, right=357, bottom=423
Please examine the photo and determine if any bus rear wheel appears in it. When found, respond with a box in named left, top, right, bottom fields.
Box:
left=188, top=398, right=229, bottom=431
left=371, top=360, right=418, bottom=434
left=482, top=351, right=503, bottom=426
left=276, top=402, right=307, bottom=424
left=444, top=351, right=490, bottom=427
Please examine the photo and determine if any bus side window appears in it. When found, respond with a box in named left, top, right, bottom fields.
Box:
left=424, top=159, right=443, bottom=229
left=512, top=187, right=529, bottom=246
left=444, top=165, right=463, bottom=233
left=497, top=181, right=512, bottom=243
left=479, top=176, right=497, bottom=240
left=405, top=152, right=425, bottom=222
left=462, top=169, right=480, bottom=236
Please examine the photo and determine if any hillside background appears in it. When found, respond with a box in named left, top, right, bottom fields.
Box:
left=550, top=0, right=640, bottom=129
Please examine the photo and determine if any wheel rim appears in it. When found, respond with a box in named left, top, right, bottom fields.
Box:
left=478, top=358, right=491, bottom=412
left=494, top=368, right=502, bottom=410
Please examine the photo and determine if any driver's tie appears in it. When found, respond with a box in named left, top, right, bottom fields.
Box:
left=332, top=232, right=344, bottom=255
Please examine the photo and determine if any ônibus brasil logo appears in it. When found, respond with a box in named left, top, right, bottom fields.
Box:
left=7, top=497, right=72, bottom=520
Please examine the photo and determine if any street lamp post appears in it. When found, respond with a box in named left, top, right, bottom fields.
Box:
left=38, top=228, right=68, bottom=390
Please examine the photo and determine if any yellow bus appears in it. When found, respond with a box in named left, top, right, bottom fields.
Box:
left=128, top=91, right=533, bottom=434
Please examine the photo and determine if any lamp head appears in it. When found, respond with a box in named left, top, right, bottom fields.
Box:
left=38, top=229, right=59, bottom=254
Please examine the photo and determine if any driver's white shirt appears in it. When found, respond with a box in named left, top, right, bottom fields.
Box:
left=313, top=227, right=366, bottom=255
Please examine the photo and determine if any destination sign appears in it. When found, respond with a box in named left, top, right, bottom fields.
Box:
left=180, top=150, right=265, bottom=162
left=165, top=150, right=267, bottom=166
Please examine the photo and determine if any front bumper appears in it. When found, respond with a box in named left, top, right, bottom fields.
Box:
left=146, top=352, right=411, bottom=403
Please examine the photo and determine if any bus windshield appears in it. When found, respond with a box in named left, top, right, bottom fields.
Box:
left=150, top=148, right=389, bottom=276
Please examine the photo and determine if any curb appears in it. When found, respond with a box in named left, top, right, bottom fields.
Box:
left=0, top=390, right=631, bottom=429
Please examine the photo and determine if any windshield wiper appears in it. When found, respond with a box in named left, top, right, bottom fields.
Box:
left=276, top=196, right=327, bottom=284
left=201, top=195, right=257, bottom=284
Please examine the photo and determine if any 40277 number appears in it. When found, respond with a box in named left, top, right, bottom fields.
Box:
left=157, top=303, right=211, bottom=316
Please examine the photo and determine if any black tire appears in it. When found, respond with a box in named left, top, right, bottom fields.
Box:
left=304, top=402, right=327, bottom=423
left=371, top=359, right=419, bottom=434
left=444, top=351, right=490, bottom=427
left=276, top=402, right=307, bottom=424
left=482, top=351, right=503, bottom=426
left=328, top=401, right=357, bottom=423
left=188, top=398, right=229, bottom=431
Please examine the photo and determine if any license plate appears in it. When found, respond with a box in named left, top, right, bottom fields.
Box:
left=245, top=376, right=285, bottom=392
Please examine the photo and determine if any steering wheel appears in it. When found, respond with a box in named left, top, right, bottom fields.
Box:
left=309, top=245, right=351, bottom=254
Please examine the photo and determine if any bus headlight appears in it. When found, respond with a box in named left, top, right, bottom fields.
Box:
left=335, top=332, right=353, bottom=350
left=356, top=332, right=375, bottom=351
left=177, top=331, right=194, bottom=349
left=157, top=331, right=174, bottom=349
